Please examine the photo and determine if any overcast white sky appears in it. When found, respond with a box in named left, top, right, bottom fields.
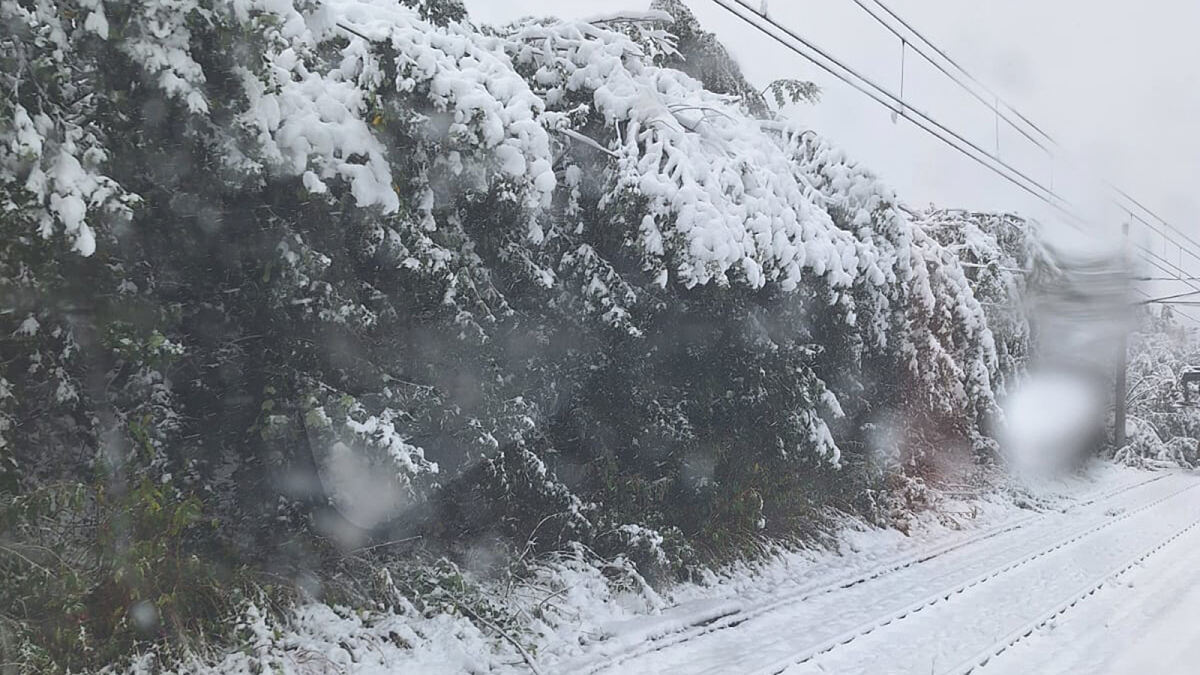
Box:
left=464, top=0, right=1200, bottom=282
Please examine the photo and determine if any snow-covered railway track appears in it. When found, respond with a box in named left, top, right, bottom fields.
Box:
left=1067, top=470, right=1168, bottom=511
left=945, top=508, right=1200, bottom=674
left=570, top=513, right=1042, bottom=675
left=569, top=472, right=1170, bottom=675
left=747, top=477, right=1200, bottom=674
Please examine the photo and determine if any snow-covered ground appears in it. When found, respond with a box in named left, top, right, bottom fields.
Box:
left=541, top=464, right=1200, bottom=674
left=179, top=463, right=1200, bottom=674
left=978, top=481, right=1200, bottom=675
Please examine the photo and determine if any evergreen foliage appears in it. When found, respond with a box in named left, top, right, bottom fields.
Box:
left=0, top=0, right=1058, bottom=668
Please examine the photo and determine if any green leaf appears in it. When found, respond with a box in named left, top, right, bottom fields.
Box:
left=764, top=78, right=821, bottom=108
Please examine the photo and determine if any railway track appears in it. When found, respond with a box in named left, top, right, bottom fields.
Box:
left=569, top=471, right=1171, bottom=675
left=748, top=477, right=1200, bottom=674
left=946, top=508, right=1200, bottom=674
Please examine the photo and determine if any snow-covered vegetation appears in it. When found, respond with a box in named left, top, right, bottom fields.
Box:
left=0, top=0, right=1107, bottom=670
left=1117, top=306, right=1200, bottom=468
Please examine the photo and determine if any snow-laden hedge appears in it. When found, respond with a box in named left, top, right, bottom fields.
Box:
left=0, top=0, right=1055, bottom=668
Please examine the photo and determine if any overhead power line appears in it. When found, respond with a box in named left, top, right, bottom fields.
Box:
left=864, top=0, right=1056, bottom=141
left=709, top=0, right=1059, bottom=209
left=844, top=0, right=1053, bottom=156
left=1139, top=289, right=1200, bottom=305
left=708, top=0, right=1200, bottom=295
left=843, top=0, right=1200, bottom=267
left=705, top=0, right=1200, bottom=328
left=1134, top=250, right=1200, bottom=306
left=1136, top=288, right=1200, bottom=324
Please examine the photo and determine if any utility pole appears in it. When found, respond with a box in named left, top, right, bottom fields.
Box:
left=1114, top=322, right=1127, bottom=450
left=1114, top=221, right=1129, bottom=451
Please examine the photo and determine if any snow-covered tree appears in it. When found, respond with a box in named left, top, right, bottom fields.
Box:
left=1118, top=306, right=1200, bottom=467
left=0, top=1, right=1057, bottom=667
